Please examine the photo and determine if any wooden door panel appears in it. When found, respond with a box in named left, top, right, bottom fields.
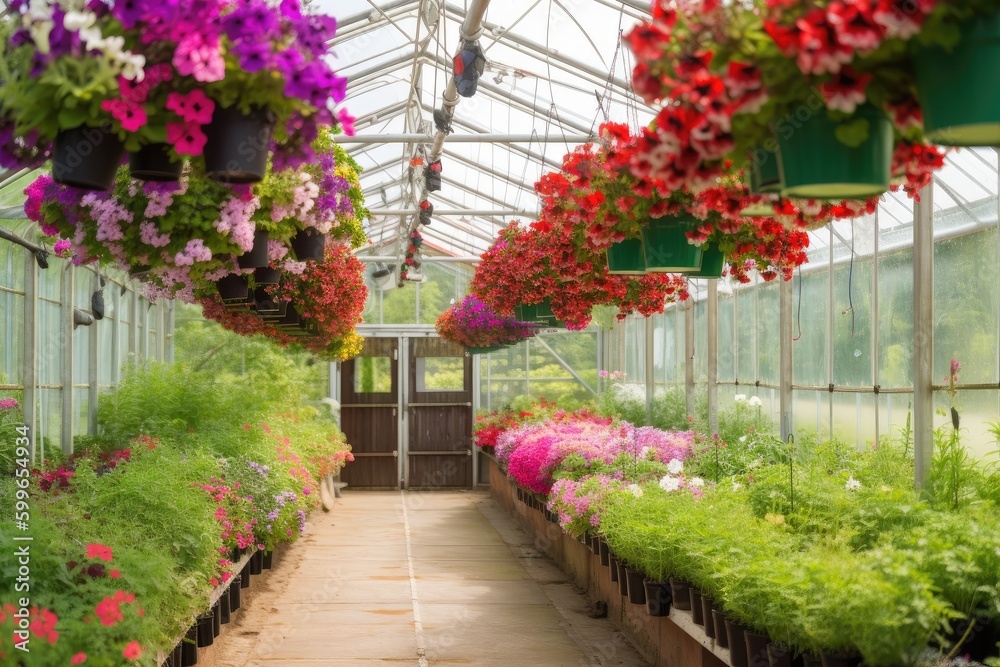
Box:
left=409, top=455, right=470, bottom=488
left=340, top=338, right=399, bottom=488
left=409, top=406, right=470, bottom=452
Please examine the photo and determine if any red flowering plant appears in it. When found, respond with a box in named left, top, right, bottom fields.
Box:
left=622, top=0, right=948, bottom=201
left=435, top=295, right=537, bottom=349
left=0, top=544, right=148, bottom=665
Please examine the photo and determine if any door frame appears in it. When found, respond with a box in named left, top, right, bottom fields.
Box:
left=331, top=327, right=481, bottom=488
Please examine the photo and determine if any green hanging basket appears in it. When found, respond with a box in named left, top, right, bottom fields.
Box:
left=777, top=103, right=893, bottom=199
left=468, top=344, right=509, bottom=355
left=641, top=216, right=703, bottom=273
left=516, top=298, right=560, bottom=325
left=606, top=237, right=647, bottom=274
left=748, top=145, right=782, bottom=194
left=515, top=303, right=538, bottom=321
left=688, top=243, right=725, bottom=279
left=914, top=13, right=1000, bottom=146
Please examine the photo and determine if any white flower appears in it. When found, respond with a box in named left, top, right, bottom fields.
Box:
left=731, top=481, right=743, bottom=491
left=449, top=298, right=456, bottom=305
left=626, top=484, right=643, bottom=498
left=63, top=10, right=95, bottom=31
left=659, top=475, right=681, bottom=493
left=689, top=477, right=705, bottom=489
left=734, top=394, right=747, bottom=403
left=739, top=435, right=747, bottom=443
left=748, top=396, right=762, bottom=408
left=639, top=446, right=652, bottom=460
left=845, top=476, right=862, bottom=491
left=27, top=19, right=54, bottom=55
left=78, top=25, right=105, bottom=51
left=667, top=458, right=684, bottom=475
left=117, top=54, right=147, bottom=82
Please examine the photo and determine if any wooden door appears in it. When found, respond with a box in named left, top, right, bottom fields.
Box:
left=340, top=338, right=399, bottom=488
left=406, top=338, right=473, bottom=488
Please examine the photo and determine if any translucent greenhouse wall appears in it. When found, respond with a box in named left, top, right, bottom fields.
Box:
left=611, top=149, right=1000, bottom=459
left=0, top=220, right=175, bottom=461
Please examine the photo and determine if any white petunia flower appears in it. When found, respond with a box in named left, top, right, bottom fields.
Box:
left=28, top=19, right=54, bottom=55
left=626, top=484, right=643, bottom=498
left=748, top=396, right=762, bottom=407
left=63, top=10, right=95, bottom=31
left=667, top=458, right=684, bottom=475
left=78, top=25, right=105, bottom=51
left=734, top=394, right=747, bottom=403
left=845, top=476, right=862, bottom=491
left=689, top=477, right=705, bottom=489
left=731, top=481, right=743, bottom=491
left=659, top=475, right=681, bottom=493
left=739, top=435, right=747, bottom=443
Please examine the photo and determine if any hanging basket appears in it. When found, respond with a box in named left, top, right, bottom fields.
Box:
left=237, top=230, right=270, bottom=269
left=274, top=304, right=302, bottom=329
left=687, top=243, right=725, bottom=279
left=291, top=228, right=326, bottom=261
left=748, top=145, right=782, bottom=194
left=777, top=103, right=893, bottom=199
left=914, top=13, right=1000, bottom=146
left=203, top=105, right=274, bottom=184
left=254, top=266, right=282, bottom=286
left=468, top=344, right=509, bottom=355
left=216, top=274, right=249, bottom=302
left=641, top=216, right=702, bottom=272
left=128, top=143, right=183, bottom=181
left=254, top=286, right=285, bottom=316
left=52, top=125, right=125, bottom=191
left=606, top=237, right=646, bottom=274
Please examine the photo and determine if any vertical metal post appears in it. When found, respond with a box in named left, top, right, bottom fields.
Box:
left=471, top=348, right=481, bottom=489
left=61, top=265, right=74, bottom=454
left=828, top=225, right=835, bottom=440
left=914, top=183, right=934, bottom=492
left=872, top=208, right=880, bottom=446
left=684, top=294, right=695, bottom=418
left=707, top=280, right=719, bottom=436
left=23, top=249, right=38, bottom=465
left=88, top=272, right=99, bottom=436
left=780, top=276, right=794, bottom=441
left=617, top=321, right=625, bottom=373
left=525, top=337, right=530, bottom=395
left=645, top=314, right=655, bottom=424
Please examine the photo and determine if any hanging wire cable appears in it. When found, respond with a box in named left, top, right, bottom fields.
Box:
left=793, top=265, right=803, bottom=342
left=847, top=219, right=857, bottom=339
left=544, top=0, right=577, bottom=155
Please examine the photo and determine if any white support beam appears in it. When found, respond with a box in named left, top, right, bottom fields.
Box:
left=341, top=133, right=593, bottom=145
left=779, top=276, right=793, bottom=442
left=367, top=208, right=536, bottom=216
left=913, top=183, right=934, bottom=493
left=355, top=255, right=481, bottom=263
left=707, top=279, right=719, bottom=437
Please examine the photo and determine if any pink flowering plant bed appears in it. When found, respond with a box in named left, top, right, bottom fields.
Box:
left=0, top=362, right=354, bottom=663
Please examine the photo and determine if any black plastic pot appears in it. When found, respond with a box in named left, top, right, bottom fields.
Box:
left=608, top=555, right=619, bottom=582
left=196, top=612, right=214, bottom=647
left=204, top=105, right=273, bottom=184
left=625, top=568, right=647, bottom=605
left=217, top=274, right=249, bottom=303
left=725, top=618, right=749, bottom=667
left=746, top=631, right=770, bottom=667
left=702, top=596, right=716, bottom=638
left=250, top=550, right=264, bottom=575
left=712, top=609, right=729, bottom=648
left=240, top=565, right=252, bottom=588
left=52, top=125, right=124, bottom=191
left=274, top=305, right=303, bottom=329
left=181, top=626, right=198, bottom=666
left=766, top=643, right=792, bottom=667
left=644, top=581, right=671, bottom=617
left=668, top=579, right=692, bottom=610
left=238, top=230, right=270, bottom=269
left=598, top=539, right=610, bottom=566
left=819, top=652, right=861, bottom=667
left=291, top=228, right=326, bottom=261
left=590, top=535, right=601, bottom=556
left=263, top=550, right=273, bottom=570
left=691, top=589, right=704, bottom=625
left=230, top=575, right=243, bottom=608
left=426, top=166, right=442, bottom=192
left=254, top=286, right=285, bottom=316
left=231, top=546, right=244, bottom=564
left=129, top=142, right=182, bottom=181
left=616, top=559, right=629, bottom=596
left=254, top=266, right=282, bottom=285
left=220, top=590, right=231, bottom=624
left=211, top=602, right=221, bottom=637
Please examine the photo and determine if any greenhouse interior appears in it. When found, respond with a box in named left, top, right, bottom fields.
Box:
left=1, top=0, right=999, bottom=666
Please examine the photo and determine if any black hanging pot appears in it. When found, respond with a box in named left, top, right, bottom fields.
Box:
left=254, top=286, right=285, bottom=317
left=169, top=642, right=183, bottom=667
left=240, top=565, right=251, bottom=588
left=625, top=568, right=647, bottom=605
left=196, top=612, right=214, bottom=647
left=702, top=596, right=716, bottom=638
left=425, top=163, right=442, bottom=192
left=181, top=626, right=199, bottom=666
left=249, top=550, right=264, bottom=575
left=274, top=305, right=302, bottom=329
left=598, top=539, right=610, bottom=567
left=668, top=579, right=692, bottom=610
left=644, top=581, right=671, bottom=617
left=52, top=124, right=125, bottom=191
left=616, top=560, right=629, bottom=596
left=254, top=266, right=282, bottom=286
left=291, top=228, right=326, bottom=261
left=128, top=142, right=183, bottom=181
left=237, top=230, right=270, bottom=269
left=609, top=555, right=619, bottom=583
left=217, top=274, right=249, bottom=302
left=230, top=575, right=243, bottom=608
left=219, top=590, right=231, bottom=624
left=212, top=602, right=221, bottom=637
left=203, top=105, right=274, bottom=184
left=263, top=550, right=273, bottom=570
